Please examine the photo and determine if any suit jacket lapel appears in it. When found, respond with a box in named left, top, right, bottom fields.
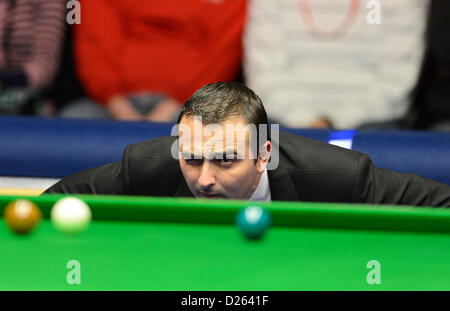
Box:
left=268, top=167, right=300, bottom=201
left=175, top=178, right=195, bottom=198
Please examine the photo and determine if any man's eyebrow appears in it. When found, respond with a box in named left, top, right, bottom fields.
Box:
left=181, top=151, right=238, bottom=159
left=211, top=151, right=238, bottom=159
left=181, top=152, right=202, bottom=159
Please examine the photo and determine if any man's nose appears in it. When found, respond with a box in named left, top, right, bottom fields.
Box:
left=198, top=163, right=215, bottom=189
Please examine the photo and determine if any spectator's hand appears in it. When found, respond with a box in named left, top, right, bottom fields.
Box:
left=145, top=97, right=181, bottom=123
left=106, top=95, right=144, bottom=121
left=0, top=87, right=39, bottom=114
left=309, top=117, right=334, bottom=128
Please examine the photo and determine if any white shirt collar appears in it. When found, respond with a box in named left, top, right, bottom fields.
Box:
left=249, top=169, right=272, bottom=202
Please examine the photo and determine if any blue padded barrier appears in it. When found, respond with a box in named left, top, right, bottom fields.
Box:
left=281, top=127, right=333, bottom=142
left=0, top=116, right=331, bottom=178
left=0, top=116, right=173, bottom=178
left=0, top=116, right=449, bottom=185
left=352, top=130, right=450, bottom=185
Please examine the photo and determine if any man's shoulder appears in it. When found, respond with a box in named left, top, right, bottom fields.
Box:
left=125, top=135, right=177, bottom=159
left=123, top=136, right=182, bottom=196
left=275, top=131, right=369, bottom=203
left=278, top=130, right=364, bottom=171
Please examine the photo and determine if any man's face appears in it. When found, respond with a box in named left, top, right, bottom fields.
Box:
left=178, top=115, right=271, bottom=200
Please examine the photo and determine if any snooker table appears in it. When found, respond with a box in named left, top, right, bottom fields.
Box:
left=1, top=194, right=450, bottom=291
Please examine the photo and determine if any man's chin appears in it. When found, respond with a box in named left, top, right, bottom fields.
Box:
left=197, top=193, right=225, bottom=199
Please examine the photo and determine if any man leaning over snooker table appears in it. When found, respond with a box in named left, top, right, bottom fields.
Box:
left=44, top=82, right=450, bottom=207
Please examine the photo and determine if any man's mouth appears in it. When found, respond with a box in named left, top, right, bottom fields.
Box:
left=199, top=192, right=221, bottom=198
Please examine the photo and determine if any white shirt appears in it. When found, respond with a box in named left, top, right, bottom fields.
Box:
left=245, top=0, right=427, bottom=128
left=249, top=169, right=272, bottom=202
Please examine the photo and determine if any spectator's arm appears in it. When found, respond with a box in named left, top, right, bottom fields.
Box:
left=23, top=0, right=66, bottom=89
left=75, top=0, right=127, bottom=105
left=0, top=1, right=28, bottom=89
left=107, top=95, right=143, bottom=121
left=0, top=0, right=7, bottom=70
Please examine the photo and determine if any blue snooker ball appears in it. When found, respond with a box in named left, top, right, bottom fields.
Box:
left=235, top=206, right=272, bottom=240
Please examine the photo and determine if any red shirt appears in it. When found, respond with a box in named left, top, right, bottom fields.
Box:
left=75, top=0, right=246, bottom=105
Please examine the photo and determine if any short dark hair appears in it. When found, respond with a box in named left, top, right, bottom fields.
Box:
left=177, top=82, right=271, bottom=146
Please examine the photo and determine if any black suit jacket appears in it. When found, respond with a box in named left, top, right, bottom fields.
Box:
left=45, top=131, right=450, bottom=207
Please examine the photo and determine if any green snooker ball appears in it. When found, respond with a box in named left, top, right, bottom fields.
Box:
left=235, top=206, right=271, bottom=240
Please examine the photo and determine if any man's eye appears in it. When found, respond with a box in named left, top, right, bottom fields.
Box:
left=215, top=158, right=234, bottom=166
left=186, top=159, right=203, bottom=165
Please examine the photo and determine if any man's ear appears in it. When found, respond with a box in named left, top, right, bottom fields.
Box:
left=256, top=141, right=272, bottom=174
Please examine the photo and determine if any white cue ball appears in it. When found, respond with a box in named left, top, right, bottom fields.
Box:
left=51, top=197, right=92, bottom=234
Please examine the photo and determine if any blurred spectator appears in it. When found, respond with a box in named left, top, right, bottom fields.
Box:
left=0, top=0, right=66, bottom=115
left=61, top=0, right=246, bottom=122
left=47, top=16, right=86, bottom=115
left=244, top=0, right=428, bottom=129
left=406, top=0, right=450, bottom=131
